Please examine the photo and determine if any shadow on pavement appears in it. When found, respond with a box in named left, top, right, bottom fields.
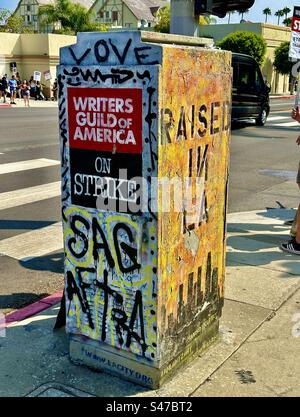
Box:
left=0, top=305, right=151, bottom=397
left=0, top=220, right=57, bottom=230
left=20, top=252, right=64, bottom=274
left=0, top=292, right=48, bottom=310
left=227, top=208, right=300, bottom=277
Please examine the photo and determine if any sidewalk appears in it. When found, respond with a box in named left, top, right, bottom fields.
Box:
left=1, top=208, right=300, bottom=397
left=0, top=98, right=58, bottom=108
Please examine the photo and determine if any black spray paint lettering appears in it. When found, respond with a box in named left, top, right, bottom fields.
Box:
left=67, top=215, right=141, bottom=273
left=161, top=101, right=230, bottom=144
left=68, top=38, right=159, bottom=66
left=64, top=67, right=134, bottom=86
left=66, top=266, right=148, bottom=356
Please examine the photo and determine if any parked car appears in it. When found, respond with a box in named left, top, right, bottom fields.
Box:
left=231, top=53, right=271, bottom=126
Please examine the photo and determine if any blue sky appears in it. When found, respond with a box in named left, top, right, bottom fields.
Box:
left=217, top=0, right=297, bottom=25
left=0, top=0, right=297, bottom=26
left=0, top=0, right=18, bottom=11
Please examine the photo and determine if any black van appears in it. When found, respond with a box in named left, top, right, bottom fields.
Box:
left=232, top=53, right=270, bottom=126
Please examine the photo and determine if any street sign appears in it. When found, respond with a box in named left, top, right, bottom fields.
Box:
left=289, top=6, right=300, bottom=60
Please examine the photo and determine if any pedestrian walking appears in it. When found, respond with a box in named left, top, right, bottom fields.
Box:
left=29, top=77, right=37, bottom=98
left=35, top=81, right=46, bottom=100
left=0, top=75, right=8, bottom=103
left=16, top=72, right=22, bottom=99
left=9, top=74, right=17, bottom=105
left=281, top=107, right=300, bottom=254
left=20, top=80, right=30, bottom=107
left=52, top=78, right=58, bottom=101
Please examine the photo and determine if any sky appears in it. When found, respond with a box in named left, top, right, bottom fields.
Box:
left=0, top=0, right=298, bottom=26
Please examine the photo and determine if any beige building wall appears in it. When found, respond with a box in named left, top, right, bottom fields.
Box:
left=0, top=33, right=76, bottom=97
left=122, top=4, right=139, bottom=28
left=199, top=23, right=292, bottom=94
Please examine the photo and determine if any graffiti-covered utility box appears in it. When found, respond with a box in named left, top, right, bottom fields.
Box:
left=58, top=31, right=231, bottom=389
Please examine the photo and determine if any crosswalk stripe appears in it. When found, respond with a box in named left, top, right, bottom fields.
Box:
left=267, top=116, right=290, bottom=122
left=272, top=121, right=299, bottom=127
left=0, top=158, right=60, bottom=175
left=0, top=222, right=63, bottom=261
left=0, top=181, right=61, bottom=211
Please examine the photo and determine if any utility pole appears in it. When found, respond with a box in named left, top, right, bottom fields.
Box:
left=170, top=0, right=200, bottom=36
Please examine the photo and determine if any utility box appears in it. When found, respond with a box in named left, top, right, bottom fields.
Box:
left=58, top=30, right=231, bottom=389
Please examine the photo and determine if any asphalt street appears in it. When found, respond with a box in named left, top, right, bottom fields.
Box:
left=0, top=97, right=298, bottom=314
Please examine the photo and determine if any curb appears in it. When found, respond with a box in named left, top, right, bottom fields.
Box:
left=2, top=291, right=63, bottom=328
left=0, top=104, right=11, bottom=108
left=270, top=95, right=295, bottom=100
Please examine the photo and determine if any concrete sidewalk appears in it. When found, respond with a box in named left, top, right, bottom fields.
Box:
left=1, top=208, right=300, bottom=397
left=0, top=98, right=58, bottom=108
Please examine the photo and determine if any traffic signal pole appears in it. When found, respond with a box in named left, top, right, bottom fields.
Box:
left=170, top=0, right=200, bottom=36
left=170, top=0, right=256, bottom=36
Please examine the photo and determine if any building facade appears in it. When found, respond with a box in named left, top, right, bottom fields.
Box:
left=12, top=0, right=167, bottom=32
left=199, top=22, right=292, bottom=94
left=13, top=0, right=94, bottom=33
left=0, top=32, right=76, bottom=96
left=89, top=0, right=167, bottom=29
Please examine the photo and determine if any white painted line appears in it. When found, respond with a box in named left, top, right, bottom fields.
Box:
left=0, top=153, right=4, bottom=155
left=0, top=222, right=63, bottom=261
left=0, top=159, right=60, bottom=175
left=272, top=121, right=299, bottom=127
left=267, top=116, right=290, bottom=122
left=0, top=181, right=61, bottom=211
left=271, top=103, right=294, bottom=106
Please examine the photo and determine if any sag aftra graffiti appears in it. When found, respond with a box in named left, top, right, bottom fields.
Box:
left=58, top=31, right=231, bottom=387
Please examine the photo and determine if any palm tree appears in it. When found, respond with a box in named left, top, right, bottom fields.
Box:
left=283, top=17, right=292, bottom=27
left=239, top=9, right=250, bottom=22
left=227, top=11, right=235, bottom=24
left=275, top=9, right=284, bottom=25
left=38, top=0, right=105, bottom=34
left=199, top=15, right=217, bottom=25
left=282, top=7, right=291, bottom=19
left=262, top=7, right=272, bottom=23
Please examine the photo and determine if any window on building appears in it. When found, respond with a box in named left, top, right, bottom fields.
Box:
left=33, top=15, right=37, bottom=22
left=106, top=11, right=110, bottom=18
left=125, top=23, right=132, bottom=28
left=112, top=11, right=118, bottom=22
left=98, top=11, right=104, bottom=18
left=27, top=15, right=31, bottom=22
left=27, top=5, right=31, bottom=12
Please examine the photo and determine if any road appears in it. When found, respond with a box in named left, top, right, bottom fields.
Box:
left=229, top=97, right=299, bottom=212
left=0, top=97, right=298, bottom=313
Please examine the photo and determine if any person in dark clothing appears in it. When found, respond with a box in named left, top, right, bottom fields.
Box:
left=0, top=75, right=8, bottom=103
left=281, top=107, right=300, bottom=255
left=35, top=81, right=45, bottom=100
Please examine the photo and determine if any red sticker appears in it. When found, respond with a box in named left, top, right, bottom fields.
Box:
left=68, top=87, right=143, bottom=154
left=292, top=16, right=300, bottom=32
